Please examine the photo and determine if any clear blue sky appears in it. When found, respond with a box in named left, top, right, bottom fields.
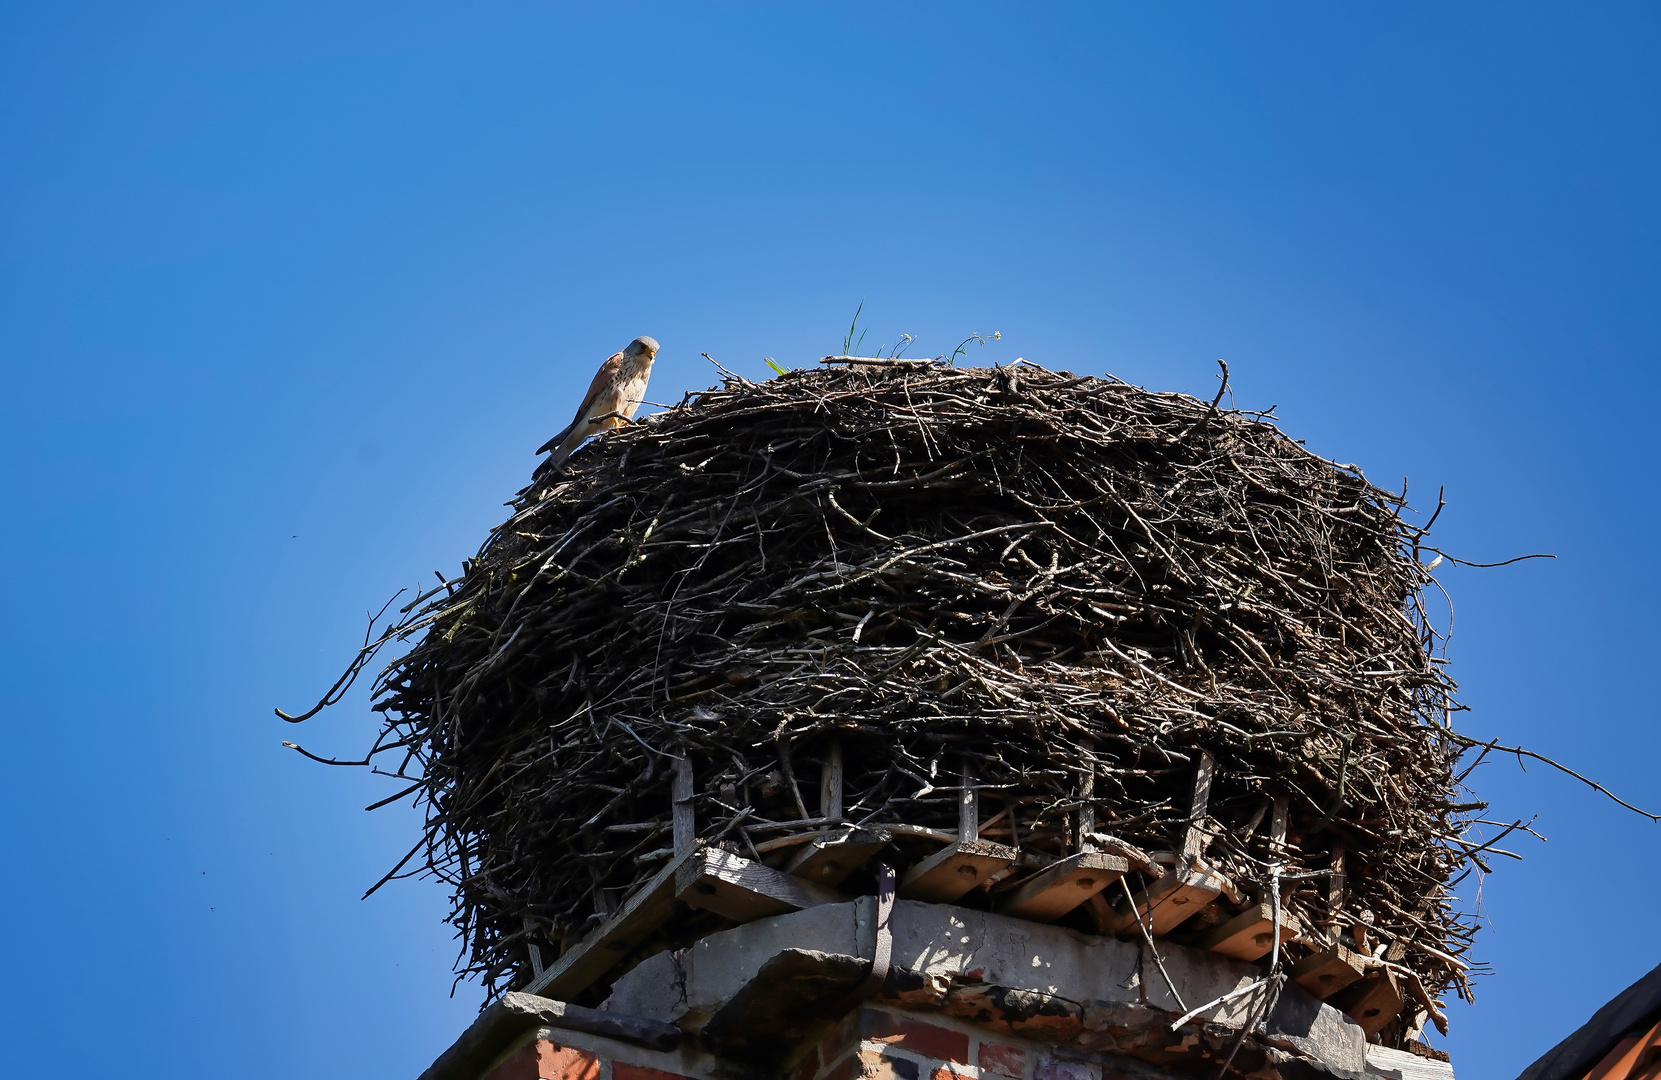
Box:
left=2, top=4, right=1656, bottom=1077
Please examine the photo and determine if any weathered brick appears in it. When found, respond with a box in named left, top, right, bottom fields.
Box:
left=931, top=1065, right=978, bottom=1080
left=1033, top=1058, right=1097, bottom=1080
left=486, top=1040, right=601, bottom=1080
left=790, top=1048, right=821, bottom=1080
left=484, top=1042, right=541, bottom=1080
left=820, top=1049, right=859, bottom=1080
left=614, top=1063, right=690, bottom=1080
left=977, top=1041, right=1030, bottom=1080
left=860, top=1011, right=971, bottom=1064
left=819, top=1011, right=862, bottom=1070
left=857, top=1047, right=922, bottom=1080
left=539, top=1041, right=603, bottom=1080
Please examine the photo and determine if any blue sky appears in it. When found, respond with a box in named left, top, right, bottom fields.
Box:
left=2, top=4, right=1656, bottom=1077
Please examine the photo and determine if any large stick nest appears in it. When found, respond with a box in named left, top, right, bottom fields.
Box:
left=363, top=361, right=1479, bottom=1024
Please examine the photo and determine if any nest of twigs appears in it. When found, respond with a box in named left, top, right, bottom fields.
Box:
left=337, top=359, right=1481, bottom=1029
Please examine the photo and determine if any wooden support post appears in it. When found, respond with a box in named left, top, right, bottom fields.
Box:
left=1328, top=843, right=1347, bottom=932
left=1181, top=751, right=1215, bottom=862
left=819, top=741, right=844, bottom=822
left=523, top=917, right=545, bottom=977
left=898, top=838, right=1016, bottom=903
left=997, top=851, right=1128, bottom=921
left=672, top=756, right=695, bottom=854
left=1193, top=903, right=1303, bottom=961
left=959, top=763, right=978, bottom=841
left=1076, top=751, right=1096, bottom=851
left=785, top=826, right=890, bottom=886
left=1269, top=795, right=1289, bottom=861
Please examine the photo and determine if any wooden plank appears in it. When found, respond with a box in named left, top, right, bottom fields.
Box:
left=1364, top=1045, right=1455, bottom=1080
left=785, top=826, right=891, bottom=887
left=898, top=838, right=1017, bottom=903
left=959, top=764, right=979, bottom=841
left=819, top=741, right=844, bottom=821
left=1103, top=866, right=1226, bottom=937
left=997, top=851, right=1128, bottom=921
left=523, top=847, right=699, bottom=1000
left=1181, top=751, right=1216, bottom=861
left=675, top=847, right=845, bottom=922
left=1330, top=968, right=1403, bottom=1037
left=1288, top=946, right=1367, bottom=1000
left=1192, top=903, right=1302, bottom=961
left=672, top=757, right=695, bottom=854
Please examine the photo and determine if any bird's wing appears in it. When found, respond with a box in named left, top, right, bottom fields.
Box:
left=537, top=351, right=625, bottom=454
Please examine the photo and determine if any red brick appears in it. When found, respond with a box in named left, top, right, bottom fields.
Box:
left=821, top=1051, right=859, bottom=1080
left=614, top=1064, right=692, bottom=1080
left=819, top=1011, right=861, bottom=1070
left=791, top=1049, right=821, bottom=1080
left=537, top=1041, right=602, bottom=1080
left=932, top=1067, right=975, bottom=1080
left=978, top=1042, right=1030, bottom=1080
left=485, top=1043, right=541, bottom=1080
left=485, top=1040, right=601, bottom=1080
left=859, top=1011, right=970, bottom=1065
left=856, top=1048, right=922, bottom=1080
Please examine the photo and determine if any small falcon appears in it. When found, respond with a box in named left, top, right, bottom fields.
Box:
left=537, top=336, right=660, bottom=469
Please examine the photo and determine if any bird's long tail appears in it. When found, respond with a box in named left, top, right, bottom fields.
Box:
left=534, top=422, right=586, bottom=478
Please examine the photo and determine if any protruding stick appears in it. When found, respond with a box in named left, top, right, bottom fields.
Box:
left=959, top=763, right=978, bottom=841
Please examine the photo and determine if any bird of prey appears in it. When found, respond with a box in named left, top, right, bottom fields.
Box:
left=536, top=336, right=660, bottom=469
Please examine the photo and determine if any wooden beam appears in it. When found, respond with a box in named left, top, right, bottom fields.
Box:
left=959, top=764, right=978, bottom=841
left=819, top=741, right=844, bottom=822
left=1288, top=946, right=1367, bottom=1001
left=1192, top=903, right=1302, bottom=962
left=523, top=847, right=699, bottom=1001
left=676, top=847, right=845, bottom=922
left=784, top=826, right=891, bottom=887
left=997, top=851, right=1128, bottom=921
left=898, top=838, right=1016, bottom=903
left=1331, top=968, right=1404, bottom=1037
left=672, top=756, right=695, bottom=854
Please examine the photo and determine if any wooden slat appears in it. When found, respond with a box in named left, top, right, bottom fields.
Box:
left=1288, top=946, right=1367, bottom=1000
left=1103, top=865, right=1226, bottom=937
left=997, top=851, right=1128, bottom=921
left=675, top=847, right=845, bottom=922
left=898, top=839, right=1017, bottom=903
left=784, top=826, right=891, bottom=887
left=523, top=847, right=699, bottom=1000
left=1331, top=968, right=1404, bottom=1037
left=1192, top=903, right=1302, bottom=961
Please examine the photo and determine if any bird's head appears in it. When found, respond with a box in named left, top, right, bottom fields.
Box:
left=626, top=336, right=661, bottom=362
